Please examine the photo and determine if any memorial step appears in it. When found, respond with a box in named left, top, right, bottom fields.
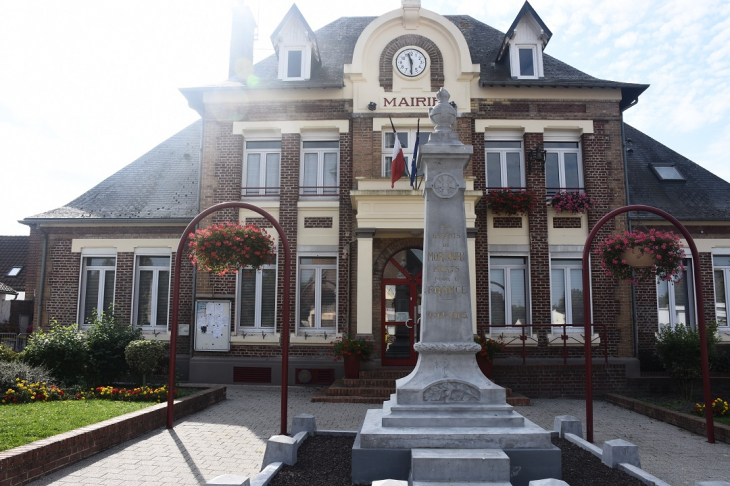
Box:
left=410, top=448, right=511, bottom=485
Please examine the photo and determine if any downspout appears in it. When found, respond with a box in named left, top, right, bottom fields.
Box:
left=620, top=120, right=638, bottom=358
left=345, top=238, right=356, bottom=332
left=190, top=118, right=205, bottom=357
left=35, top=225, right=48, bottom=331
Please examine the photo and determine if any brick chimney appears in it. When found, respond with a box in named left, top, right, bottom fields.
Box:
left=229, top=1, right=257, bottom=80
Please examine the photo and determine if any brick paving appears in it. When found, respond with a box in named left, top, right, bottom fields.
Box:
left=29, top=386, right=730, bottom=485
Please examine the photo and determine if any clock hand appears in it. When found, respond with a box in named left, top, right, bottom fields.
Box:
left=408, top=52, right=413, bottom=75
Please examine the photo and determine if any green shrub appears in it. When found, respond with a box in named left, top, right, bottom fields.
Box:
left=656, top=321, right=719, bottom=399
left=0, top=344, right=18, bottom=362
left=22, top=321, right=87, bottom=387
left=0, top=361, right=55, bottom=390
left=85, top=309, right=142, bottom=387
left=125, top=340, right=166, bottom=386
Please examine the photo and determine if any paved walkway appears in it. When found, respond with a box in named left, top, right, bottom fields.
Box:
left=30, top=386, right=730, bottom=485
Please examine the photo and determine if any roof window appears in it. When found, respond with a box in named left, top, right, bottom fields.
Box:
left=651, top=164, right=685, bottom=181
left=6, top=267, right=22, bottom=277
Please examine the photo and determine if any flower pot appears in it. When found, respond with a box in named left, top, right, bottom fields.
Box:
left=622, top=248, right=656, bottom=268
left=343, top=354, right=361, bottom=379
left=475, top=353, right=494, bottom=380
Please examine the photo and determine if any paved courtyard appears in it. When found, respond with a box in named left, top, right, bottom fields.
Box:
left=30, top=385, right=730, bottom=485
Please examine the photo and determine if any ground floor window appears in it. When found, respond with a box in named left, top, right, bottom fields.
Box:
left=550, top=259, right=584, bottom=329
left=713, top=255, right=730, bottom=327
left=239, top=265, right=277, bottom=330
left=489, top=256, right=528, bottom=331
left=298, top=257, right=337, bottom=330
left=657, top=258, right=694, bottom=329
left=134, top=255, right=170, bottom=328
left=80, top=255, right=116, bottom=325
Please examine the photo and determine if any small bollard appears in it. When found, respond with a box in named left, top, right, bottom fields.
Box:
left=291, top=413, right=316, bottom=437
left=602, top=439, right=640, bottom=468
left=529, top=479, right=570, bottom=486
left=553, top=415, right=583, bottom=439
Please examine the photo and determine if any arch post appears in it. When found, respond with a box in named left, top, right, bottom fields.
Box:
left=166, top=202, right=292, bottom=435
left=582, top=204, right=714, bottom=443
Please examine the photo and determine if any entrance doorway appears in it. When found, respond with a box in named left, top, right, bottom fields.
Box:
left=382, top=248, right=422, bottom=366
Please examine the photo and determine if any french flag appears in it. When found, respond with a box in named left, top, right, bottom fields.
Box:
left=390, top=119, right=405, bottom=188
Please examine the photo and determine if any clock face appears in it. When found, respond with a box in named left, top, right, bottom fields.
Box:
left=395, top=48, right=427, bottom=77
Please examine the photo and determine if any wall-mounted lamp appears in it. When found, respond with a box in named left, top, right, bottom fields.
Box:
left=367, top=102, right=377, bottom=111
left=527, top=144, right=547, bottom=172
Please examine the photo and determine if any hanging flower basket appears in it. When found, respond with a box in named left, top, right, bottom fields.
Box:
left=550, top=191, right=595, bottom=214
left=188, top=222, right=276, bottom=276
left=485, top=189, right=536, bottom=216
left=596, top=228, right=684, bottom=283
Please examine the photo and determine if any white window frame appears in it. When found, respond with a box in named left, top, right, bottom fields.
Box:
left=515, top=45, right=538, bottom=79
left=712, top=252, right=730, bottom=329
left=382, top=129, right=431, bottom=178
left=78, top=249, right=117, bottom=327
left=488, top=255, right=530, bottom=333
left=280, top=46, right=307, bottom=81
left=296, top=254, right=338, bottom=333
left=544, top=141, right=584, bottom=196
left=6, top=267, right=22, bottom=277
left=300, top=141, right=339, bottom=197
left=484, top=138, right=525, bottom=189
left=132, top=251, right=171, bottom=330
left=656, top=257, right=696, bottom=330
left=549, top=258, right=586, bottom=332
left=243, top=140, right=281, bottom=197
left=236, top=264, right=278, bottom=332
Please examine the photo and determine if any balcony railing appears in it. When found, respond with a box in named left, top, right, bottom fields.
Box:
left=240, top=187, right=280, bottom=197
left=545, top=187, right=585, bottom=199
left=299, top=186, right=340, bottom=197
left=478, top=323, right=608, bottom=365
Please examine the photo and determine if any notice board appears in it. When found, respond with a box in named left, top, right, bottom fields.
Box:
left=194, top=300, right=231, bottom=351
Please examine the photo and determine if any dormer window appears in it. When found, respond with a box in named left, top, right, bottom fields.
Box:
left=286, top=48, right=304, bottom=79
left=518, top=46, right=536, bottom=77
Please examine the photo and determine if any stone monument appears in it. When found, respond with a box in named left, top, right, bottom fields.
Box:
left=352, top=89, right=560, bottom=486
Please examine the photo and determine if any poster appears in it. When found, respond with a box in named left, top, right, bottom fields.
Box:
left=194, top=300, right=231, bottom=351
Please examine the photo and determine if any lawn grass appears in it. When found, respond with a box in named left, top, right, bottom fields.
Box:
left=0, top=400, right=154, bottom=452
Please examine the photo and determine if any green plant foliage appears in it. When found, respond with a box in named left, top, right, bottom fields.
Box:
left=85, top=309, right=142, bottom=387
left=125, top=340, right=167, bottom=385
left=0, top=361, right=54, bottom=391
left=331, top=334, right=376, bottom=362
left=0, top=344, right=18, bottom=363
left=22, top=321, right=87, bottom=387
left=655, top=321, right=719, bottom=399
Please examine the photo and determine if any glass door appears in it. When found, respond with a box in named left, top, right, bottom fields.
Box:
left=382, top=249, right=422, bottom=366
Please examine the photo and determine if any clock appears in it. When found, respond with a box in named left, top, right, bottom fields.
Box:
left=395, top=48, right=427, bottom=77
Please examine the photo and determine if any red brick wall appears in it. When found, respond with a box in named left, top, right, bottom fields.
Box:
left=493, top=362, right=629, bottom=398
left=338, top=128, right=354, bottom=334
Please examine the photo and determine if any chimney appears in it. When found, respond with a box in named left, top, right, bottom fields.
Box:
left=229, top=1, right=257, bottom=80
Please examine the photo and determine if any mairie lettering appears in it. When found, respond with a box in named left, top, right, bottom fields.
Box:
left=382, top=97, right=438, bottom=108
left=428, top=252, right=463, bottom=261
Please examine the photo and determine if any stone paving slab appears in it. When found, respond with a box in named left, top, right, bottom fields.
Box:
left=28, top=387, right=730, bottom=485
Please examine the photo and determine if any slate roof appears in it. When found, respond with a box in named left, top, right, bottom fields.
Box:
left=625, top=124, right=730, bottom=221
left=181, top=13, right=647, bottom=112
left=0, top=235, right=28, bottom=292
left=23, top=121, right=201, bottom=223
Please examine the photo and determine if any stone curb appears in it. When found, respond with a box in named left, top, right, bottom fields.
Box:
left=250, top=462, right=283, bottom=486
left=563, top=433, right=670, bottom=486
left=604, top=394, right=730, bottom=445
left=0, top=386, right=227, bottom=486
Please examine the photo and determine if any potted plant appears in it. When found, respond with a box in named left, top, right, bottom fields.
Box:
left=596, top=228, right=685, bottom=283
left=485, top=189, right=536, bottom=216
left=188, top=222, right=276, bottom=276
left=550, top=191, right=594, bottom=214
left=331, top=334, right=376, bottom=379
left=474, top=334, right=505, bottom=379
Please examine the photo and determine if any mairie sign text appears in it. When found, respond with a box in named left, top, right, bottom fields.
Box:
left=383, top=97, right=439, bottom=108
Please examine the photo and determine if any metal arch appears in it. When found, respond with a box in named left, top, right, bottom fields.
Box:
left=582, top=204, right=714, bottom=443
left=166, top=202, right=292, bottom=435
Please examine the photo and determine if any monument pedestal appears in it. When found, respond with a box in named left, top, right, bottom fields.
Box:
left=352, top=89, right=559, bottom=486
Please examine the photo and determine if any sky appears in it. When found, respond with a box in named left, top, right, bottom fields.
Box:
left=1, top=0, right=728, bottom=235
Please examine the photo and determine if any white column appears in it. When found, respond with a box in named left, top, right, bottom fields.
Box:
left=467, top=228, right=477, bottom=333
left=356, top=229, right=375, bottom=335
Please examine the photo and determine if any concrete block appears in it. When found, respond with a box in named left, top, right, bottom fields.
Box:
left=602, top=439, right=640, bottom=468
left=529, top=480, right=569, bottom=486
left=206, top=475, right=250, bottom=486
left=504, top=446, right=562, bottom=486
left=553, top=415, right=583, bottom=439
left=251, top=462, right=283, bottom=486
left=411, top=449, right=510, bottom=483
left=291, top=413, right=316, bottom=437
left=695, top=483, right=730, bottom=486
left=261, top=431, right=307, bottom=468
left=372, top=480, right=408, bottom=486
left=351, top=433, right=411, bottom=484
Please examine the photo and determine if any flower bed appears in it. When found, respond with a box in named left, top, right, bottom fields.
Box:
left=2, top=379, right=177, bottom=405
left=189, top=222, right=276, bottom=275
left=596, top=228, right=684, bottom=283
left=485, top=189, right=536, bottom=216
